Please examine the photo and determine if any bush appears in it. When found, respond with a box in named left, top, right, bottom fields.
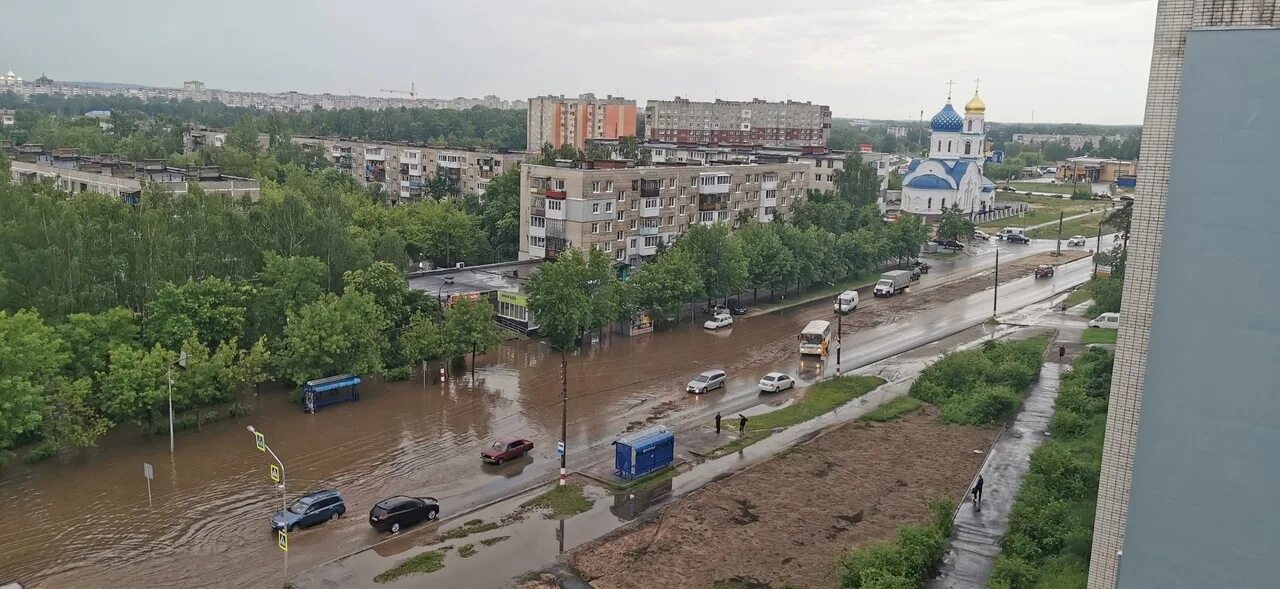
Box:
left=838, top=499, right=954, bottom=588
left=989, top=555, right=1039, bottom=589
left=23, top=442, right=58, bottom=464
left=228, top=401, right=252, bottom=418
left=940, top=385, right=1020, bottom=425
left=383, top=365, right=412, bottom=382
left=911, top=338, right=1046, bottom=426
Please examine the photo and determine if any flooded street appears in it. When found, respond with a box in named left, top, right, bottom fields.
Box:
left=0, top=238, right=1084, bottom=588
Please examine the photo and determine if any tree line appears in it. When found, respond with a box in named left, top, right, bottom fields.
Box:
left=0, top=148, right=513, bottom=462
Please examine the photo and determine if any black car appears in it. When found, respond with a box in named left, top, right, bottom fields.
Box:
left=725, top=298, right=748, bottom=315
left=271, top=489, right=346, bottom=532
left=932, top=238, right=964, bottom=250
left=909, top=259, right=931, bottom=274
left=369, top=496, right=440, bottom=534
left=1006, top=233, right=1031, bottom=244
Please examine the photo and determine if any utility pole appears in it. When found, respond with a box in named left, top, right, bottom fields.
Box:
left=167, top=350, right=188, bottom=454
left=835, top=311, right=843, bottom=376
left=1093, top=220, right=1104, bottom=279
left=559, top=348, right=568, bottom=487
left=993, top=248, right=1000, bottom=318
left=1056, top=211, right=1064, bottom=256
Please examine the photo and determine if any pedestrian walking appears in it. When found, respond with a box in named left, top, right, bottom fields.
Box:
left=738, top=414, right=747, bottom=435
left=972, top=474, right=985, bottom=509
left=714, top=411, right=722, bottom=435
left=1059, top=345, right=1066, bottom=363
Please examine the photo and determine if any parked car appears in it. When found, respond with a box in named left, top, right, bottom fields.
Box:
left=1067, top=235, right=1087, bottom=246
left=725, top=298, right=748, bottom=315
left=482, top=436, right=533, bottom=464
left=758, top=372, right=795, bottom=393
left=1006, top=233, right=1031, bottom=244
left=703, top=313, right=734, bottom=330
left=1034, top=264, right=1055, bottom=278
left=909, top=259, right=931, bottom=274
left=1088, top=312, right=1120, bottom=329
left=686, top=369, right=727, bottom=394
left=272, top=490, right=346, bottom=532
left=973, top=229, right=991, bottom=241
left=910, top=267, right=922, bottom=281
left=369, top=496, right=440, bottom=534
left=702, top=303, right=729, bottom=316
left=932, top=238, right=964, bottom=250
left=998, top=227, right=1026, bottom=240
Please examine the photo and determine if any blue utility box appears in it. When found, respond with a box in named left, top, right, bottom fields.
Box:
left=302, top=374, right=361, bottom=413
left=614, top=425, right=674, bottom=479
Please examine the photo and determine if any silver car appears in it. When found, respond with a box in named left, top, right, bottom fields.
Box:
left=686, top=369, right=726, bottom=394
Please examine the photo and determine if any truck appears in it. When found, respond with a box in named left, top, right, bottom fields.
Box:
left=873, top=270, right=912, bottom=298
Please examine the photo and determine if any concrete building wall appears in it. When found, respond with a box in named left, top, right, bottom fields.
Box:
left=645, top=98, right=832, bottom=147
left=518, top=162, right=809, bottom=264
left=526, top=95, right=637, bottom=152
left=1089, top=2, right=1280, bottom=588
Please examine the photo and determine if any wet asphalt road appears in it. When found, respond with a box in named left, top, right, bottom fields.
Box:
left=0, top=237, right=1097, bottom=588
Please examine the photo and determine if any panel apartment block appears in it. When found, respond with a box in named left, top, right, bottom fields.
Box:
left=518, top=161, right=809, bottom=265
left=291, top=137, right=524, bottom=203
left=645, top=97, right=832, bottom=147
left=1089, top=1, right=1280, bottom=588
left=526, top=94, right=638, bottom=152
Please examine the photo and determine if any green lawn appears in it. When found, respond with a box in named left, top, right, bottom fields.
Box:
left=518, top=485, right=594, bottom=519
left=749, top=273, right=878, bottom=315
left=747, top=375, right=885, bottom=431
left=861, top=396, right=924, bottom=422
left=1082, top=328, right=1117, bottom=345
left=605, top=465, right=680, bottom=491
left=375, top=550, right=447, bottom=583
left=1063, top=287, right=1093, bottom=309
left=1008, top=181, right=1084, bottom=196
left=1026, top=214, right=1106, bottom=240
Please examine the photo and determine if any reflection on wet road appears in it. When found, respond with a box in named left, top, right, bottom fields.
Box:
left=0, top=238, right=1093, bottom=588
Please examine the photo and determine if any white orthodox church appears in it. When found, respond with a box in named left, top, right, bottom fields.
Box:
left=900, top=87, right=995, bottom=218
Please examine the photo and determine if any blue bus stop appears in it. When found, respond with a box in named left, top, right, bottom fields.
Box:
left=614, top=425, right=675, bottom=480
left=302, top=375, right=361, bottom=413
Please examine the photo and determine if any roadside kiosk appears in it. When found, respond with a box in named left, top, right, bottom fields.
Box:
left=613, top=425, right=675, bottom=480
left=302, top=374, right=361, bottom=413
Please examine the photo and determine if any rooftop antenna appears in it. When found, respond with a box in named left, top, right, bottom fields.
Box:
left=380, top=82, right=416, bottom=99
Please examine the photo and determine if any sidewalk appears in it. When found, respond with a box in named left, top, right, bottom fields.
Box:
left=926, top=357, right=1072, bottom=588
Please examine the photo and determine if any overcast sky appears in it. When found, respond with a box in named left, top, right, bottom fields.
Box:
left=2, top=0, right=1156, bottom=125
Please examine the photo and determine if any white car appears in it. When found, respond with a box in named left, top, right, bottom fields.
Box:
left=758, top=372, right=795, bottom=393
left=703, top=313, right=733, bottom=330
left=686, top=369, right=727, bottom=394
left=1067, top=235, right=1087, bottom=246
left=1088, top=312, right=1120, bottom=329
left=973, top=229, right=991, bottom=241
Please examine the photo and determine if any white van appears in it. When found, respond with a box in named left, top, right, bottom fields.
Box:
left=1088, top=312, right=1120, bottom=329
left=834, top=290, right=859, bottom=314
left=999, top=227, right=1026, bottom=240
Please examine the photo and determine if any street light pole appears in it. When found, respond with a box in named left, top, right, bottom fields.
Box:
left=1056, top=211, right=1064, bottom=257
left=560, top=348, right=568, bottom=487
left=993, top=247, right=1000, bottom=318
left=1093, top=219, right=1104, bottom=279
left=436, top=276, right=455, bottom=305
left=835, top=311, right=842, bottom=376
left=167, top=350, right=188, bottom=454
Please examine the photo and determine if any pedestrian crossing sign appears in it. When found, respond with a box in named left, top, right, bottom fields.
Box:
left=269, top=464, right=280, bottom=483
left=278, top=529, right=288, bottom=552
left=255, top=431, right=265, bottom=452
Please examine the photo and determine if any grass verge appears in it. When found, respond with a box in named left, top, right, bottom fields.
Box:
left=479, top=536, right=510, bottom=547
left=989, top=349, right=1113, bottom=589
left=1062, top=286, right=1093, bottom=309
left=1082, top=329, right=1117, bottom=345
left=861, top=397, right=924, bottom=422
left=836, top=498, right=955, bottom=587
left=458, top=544, right=476, bottom=558
left=749, top=274, right=878, bottom=315
left=707, top=430, right=772, bottom=459
left=1007, top=181, right=1081, bottom=195
left=374, top=549, right=447, bottom=583
left=519, top=485, right=594, bottom=519
left=1026, top=214, right=1111, bottom=240
left=605, top=465, right=680, bottom=492
left=426, top=518, right=501, bottom=544
left=748, top=375, right=885, bottom=431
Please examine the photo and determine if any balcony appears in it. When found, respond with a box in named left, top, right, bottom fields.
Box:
left=760, top=180, right=778, bottom=190
left=637, top=226, right=659, bottom=236
left=639, top=203, right=661, bottom=218
left=543, top=188, right=567, bottom=199
left=530, top=205, right=546, bottom=217
left=640, top=181, right=661, bottom=198
left=529, top=224, right=546, bottom=238
left=698, top=195, right=728, bottom=211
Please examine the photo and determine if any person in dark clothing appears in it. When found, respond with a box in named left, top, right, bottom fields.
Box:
left=715, top=412, right=722, bottom=435
left=738, top=414, right=748, bottom=434
left=972, top=474, right=985, bottom=507
left=1059, top=345, right=1067, bottom=362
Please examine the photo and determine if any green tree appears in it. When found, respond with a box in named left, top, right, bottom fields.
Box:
left=55, top=307, right=139, bottom=379
left=443, top=297, right=505, bottom=375
left=477, top=167, right=522, bottom=260
left=623, top=249, right=705, bottom=320
left=0, top=149, right=10, bottom=185
left=534, top=142, right=582, bottom=165
left=247, top=254, right=328, bottom=344
left=144, top=277, right=247, bottom=350
left=526, top=248, right=593, bottom=349
left=277, top=291, right=386, bottom=384
left=0, top=310, right=68, bottom=448
left=936, top=207, right=976, bottom=242
left=402, top=311, right=444, bottom=364
left=98, top=343, right=176, bottom=429
left=226, top=117, right=261, bottom=153
left=672, top=224, right=748, bottom=301
left=735, top=223, right=793, bottom=299
left=40, top=376, right=111, bottom=450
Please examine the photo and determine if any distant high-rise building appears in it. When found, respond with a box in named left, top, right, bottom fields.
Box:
left=526, top=94, right=638, bottom=153
left=1089, top=2, right=1280, bottom=588
left=644, top=97, right=832, bottom=147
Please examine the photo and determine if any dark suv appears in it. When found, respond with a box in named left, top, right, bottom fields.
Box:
left=369, top=496, right=440, bottom=534
left=271, top=489, right=346, bottom=532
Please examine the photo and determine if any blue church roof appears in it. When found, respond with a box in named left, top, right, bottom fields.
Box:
left=906, top=174, right=952, bottom=189
left=930, top=103, right=964, bottom=132
left=981, top=176, right=996, bottom=193
left=947, top=160, right=971, bottom=184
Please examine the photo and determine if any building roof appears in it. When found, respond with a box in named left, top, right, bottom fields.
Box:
left=981, top=177, right=996, bottom=193
left=406, top=259, right=543, bottom=298
left=964, top=92, right=986, bottom=115
left=930, top=102, right=964, bottom=132
left=906, top=174, right=953, bottom=189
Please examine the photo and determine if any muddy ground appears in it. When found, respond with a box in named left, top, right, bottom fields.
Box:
left=567, top=406, right=999, bottom=589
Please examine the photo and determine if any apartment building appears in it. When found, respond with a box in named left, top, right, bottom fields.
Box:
left=644, top=97, right=832, bottom=147
left=526, top=94, right=638, bottom=152
left=1089, top=2, right=1280, bottom=589
left=5, top=146, right=259, bottom=202
left=0, top=109, right=14, bottom=126
left=290, top=137, right=525, bottom=203
left=1012, top=133, right=1125, bottom=150
left=519, top=160, right=809, bottom=265
left=626, top=141, right=898, bottom=193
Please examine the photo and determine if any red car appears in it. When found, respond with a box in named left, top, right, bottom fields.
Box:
left=1034, top=264, right=1055, bottom=278
left=482, top=436, right=533, bottom=464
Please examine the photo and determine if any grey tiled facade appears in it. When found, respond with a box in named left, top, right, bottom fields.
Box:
left=1088, top=2, right=1279, bottom=588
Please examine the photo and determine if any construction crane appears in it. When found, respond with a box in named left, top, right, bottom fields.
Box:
left=380, top=82, right=416, bottom=99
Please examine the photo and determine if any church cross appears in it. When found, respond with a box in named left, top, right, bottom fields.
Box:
left=974, top=77, right=981, bottom=94
left=946, top=79, right=955, bottom=101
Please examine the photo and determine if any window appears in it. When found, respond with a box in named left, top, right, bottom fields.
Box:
left=765, top=189, right=777, bottom=200
left=529, top=236, right=546, bottom=248
left=967, top=120, right=972, bottom=132
left=717, top=211, right=729, bottom=221
left=927, top=198, right=932, bottom=209
left=605, top=202, right=613, bottom=213
left=617, top=191, right=625, bottom=202
left=615, top=249, right=625, bottom=261
left=603, top=222, right=612, bottom=232
left=591, top=222, right=599, bottom=234
left=554, top=179, right=565, bottom=191
left=667, top=177, right=676, bottom=188
left=947, top=140, right=953, bottom=152
left=547, top=200, right=563, bottom=211
left=941, top=198, right=946, bottom=209
left=964, top=141, right=972, bottom=155
left=617, top=231, right=624, bottom=240
left=644, top=236, right=661, bottom=247
left=814, top=173, right=820, bottom=181
left=630, top=238, right=637, bottom=249
left=630, top=219, right=638, bottom=230
left=605, top=180, right=614, bottom=192
left=699, top=211, right=715, bottom=223
left=679, top=205, right=687, bottom=214
left=679, top=186, right=687, bottom=197
left=666, top=216, right=675, bottom=226
left=591, top=181, right=602, bottom=193
left=826, top=160, right=833, bottom=168
left=937, top=140, right=942, bottom=152
left=530, top=216, right=546, bottom=228
left=616, top=211, right=624, bottom=221
left=592, top=203, right=600, bottom=214
left=644, top=198, right=658, bottom=208
left=665, top=197, right=674, bottom=207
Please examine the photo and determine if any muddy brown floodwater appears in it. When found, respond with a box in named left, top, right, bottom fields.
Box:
left=0, top=247, right=1076, bottom=588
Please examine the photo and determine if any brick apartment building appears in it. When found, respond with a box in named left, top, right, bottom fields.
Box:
left=526, top=94, right=638, bottom=152
left=519, top=160, right=809, bottom=266
left=644, top=97, right=832, bottom=147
